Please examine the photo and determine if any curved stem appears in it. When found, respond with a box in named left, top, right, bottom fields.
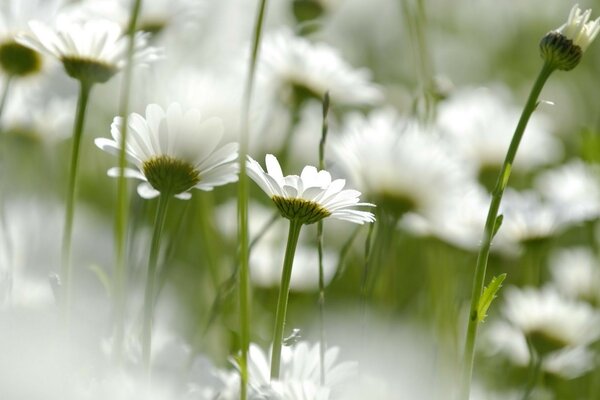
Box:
left=239, top=0, right=269, bottom=397
left=459, top=62, right=554, bottom=400
left=113, top=0, right=144, bottom=362
left=270, top=218, right=303, bottom=380
left=61, top=80, right=93, bottom=323
left=142, top=194, right=170, bottom=375
left=521, top=338, right=542, bottom=400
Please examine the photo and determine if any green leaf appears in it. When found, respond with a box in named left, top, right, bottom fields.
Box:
left=492, top=214, right=503, bottom=238
left=477, top=273, right=507, bottom=323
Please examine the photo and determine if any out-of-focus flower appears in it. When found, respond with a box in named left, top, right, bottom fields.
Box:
left=534, top=159, right=600, bottom=224
left=331, top=108, right=471, bottom=219
left=540, top=4, right=600, bottom=71
left=215, top=341, right=356, bottom=399
left=65, top=0, right=208, bottom=36
left=17, top=19, right=161, bottom=84
left=247, top=154, right=375, bottom=225
left=497, top=189, right=564, bottom=246
left=95, top=103, right=239, bottom=199
left=501, top=286, right=600, bottom=357
left=550, top=247, right=600, bottom=305
left=259, top=29, right=382, bottom=107
left=436, top=86, right=562, bottom=177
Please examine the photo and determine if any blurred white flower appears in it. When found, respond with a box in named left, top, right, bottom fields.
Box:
left=497, top=189, right=564, bottom=245
left=534, top=159, right=600, bottom=224
left=17, top=18, right=161, bottom=83
left=436, top=86, right=562, bottom=173
left=65, top=0, right=208, bottom=36
left=259, top=29, right=382, bottom=107
left=550, top=247, right=600, bottom=305
left=95, top=103, right=239, bottom=199
left=501, top=286, right=600, bottom=355
left=331, top=108, right=472, bottom=219
left=484, top=320, right=597, bottom=379
left=247, top=154, right=375, bottom=225
left=216, top=341, right=356, bottom=399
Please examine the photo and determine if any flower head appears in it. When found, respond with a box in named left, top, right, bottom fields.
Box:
left=540, top=5, right=600, bottom=70
left=17, top=19, right=161, bottom=84
left=95, top=103, right=239, bottom=200
left=247, top=154, right=375, bottom=225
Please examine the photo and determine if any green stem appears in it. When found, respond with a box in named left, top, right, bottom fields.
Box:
left=270, top=218, right=303, bottom=380
left=239, top=0, right=269, bottom=397
left=142, top=194, right=170, bottom=375
left=113, top=0, right=143, bottom=362
left=459, top=62, right=554, bottom=400
left=61, top=80, right=93, bottom=323
left=521, top=341, right=543, bottom=400
left=0, top=75, right=13, bottom=129
left=317, top=92, right=329, bottom=386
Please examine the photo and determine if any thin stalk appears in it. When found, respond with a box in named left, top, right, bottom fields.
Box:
left=521, top=340, right=543, bottom=400
left=61, top=80, right=93, bottom=323
left=459, top=62, right=554, bottom=400
left=239, top=0, right=269, bottom=397
left=317, top=92, right=329, bottom=386
left=270, top=218, right=303, bottom=380
left=113, top=0, right=143, bottom=362
left=142, top=194, right=170, bottom=375
left=0, top=75, right=13, bottom=128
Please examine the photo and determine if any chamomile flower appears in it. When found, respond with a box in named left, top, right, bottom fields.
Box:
left=550, top=247, right=600, bottom=305
left=540, top=4, right=600, bottom=70
left=259, top=29, right=382, bottom=107
left=534, top=159, right=600, bottom=224
left=247, top=154, right=374, bottom=225
left=501, top=286, right=600, bottom=356
left=17, top=18, right=161, bottom=84
left=331, top=108, right=471, bottom=219
left=95, top=103, right=239, bottom=200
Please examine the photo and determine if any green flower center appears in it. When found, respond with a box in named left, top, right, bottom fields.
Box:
left=142, top=155, right=200, bottom=197
left=138, top=19, right=168, bottom=36
left=62, top=57, right=118, bottom=84
left=376, top=191, right=417, bottom=219
left=292, top=0, right=325, bottom=23
left=272, top=196, right=331, bottom=225
left=0, top=40, right=42, bottom=77
left=527, top=328, right=570, bottom=357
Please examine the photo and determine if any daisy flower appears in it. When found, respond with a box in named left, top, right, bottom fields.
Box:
left=259, top=29, right=382, bottom=107
left=95, top=103, right=239, bottom=200
left=331, top=108, right=471, bottom=219
left=17, top=18, right=161, bottom=84
left=502, top=286, right=600, bottom=356
left=550, top=247, right=600, bottom=305
left=247, top=154, right=375, bottom=225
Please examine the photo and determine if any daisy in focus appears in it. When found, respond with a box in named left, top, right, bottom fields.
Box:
left=247, top=154, right=375, bottom=225
left=17, top=18, right=161, bottom=84
left=96, top=103, right=239, bottom=200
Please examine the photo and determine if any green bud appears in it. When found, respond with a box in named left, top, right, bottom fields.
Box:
left=539, top=31, right=582, bottom=71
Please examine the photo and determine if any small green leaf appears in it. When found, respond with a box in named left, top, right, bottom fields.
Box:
left=492, top=214, right=504, bottom=238
left=478, top=273, right=507, bottom=323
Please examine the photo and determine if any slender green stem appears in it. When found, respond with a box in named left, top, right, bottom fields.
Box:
left=521, top=340, right=543, bottom=400
left=270, top=218, right=303, bottom=380
left=460, top=62, right=554, bottom=400
left=113, top=0, right=143, bottom=362
left=317, top=92, right=329, bottom=385
left=61, top=80, right=93, bottom=323
left=239, top=0, right=269, bottom=397
left=0, top=75, right=13, bottom=129
left=142, top=193, right=170, bottom=375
